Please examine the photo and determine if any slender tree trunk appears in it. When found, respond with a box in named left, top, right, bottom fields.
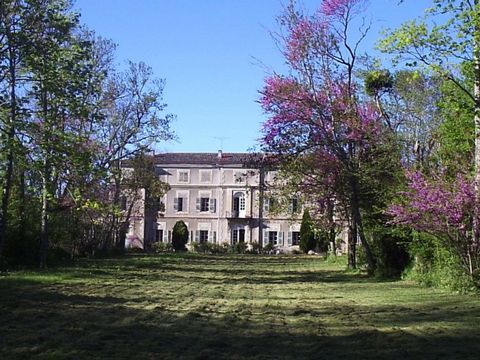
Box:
left=39, top=162, right=50, bottom=268
left=347, top=218, right=356, bottom=269
left=0, top=44, right=17, bottom=258
left=473, top=0, right=480, bottom=258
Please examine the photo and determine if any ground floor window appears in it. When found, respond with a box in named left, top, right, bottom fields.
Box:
left=232, top=228, right=245, bottom=244
left=268, top=231, right=278, bottom=245
left=155, top=229, right=164, bottom=242
left=199, top=230, right=209, bottom=243
left=291, top=231, right=300, bottom=246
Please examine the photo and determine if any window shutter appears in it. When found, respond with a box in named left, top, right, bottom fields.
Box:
left=263, top=230, right=268, bottom=245
left=209, top=198, right=216, bottom=213
left=163, top=230, right=168, bottom=243
left=264, top=199, right=270, bottom=212
left=279, top=232, right=284, bottom=246
left=230, top=229, right=234, bottom=244
left=195, top=230, right=200, bottom=242
left=288, top=232, right=292, bottom=246
left=173, top=197, right=179, bottom=211
left=196, top=198, right=201, bottom=211
left=168, top=230, right=172, bottom=242
left=213, top=231, right=217, bottom=243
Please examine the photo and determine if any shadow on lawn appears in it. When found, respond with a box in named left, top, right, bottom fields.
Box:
left=1, top=283, right=480, bottom=359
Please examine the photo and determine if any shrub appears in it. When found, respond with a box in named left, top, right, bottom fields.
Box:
left=300, top=210, right=316, bottom=253
left=191, top=242, right=228, bottom=254
left=246, top=242, right=261, bottom=254
left=263, top=242, right=274, bottom=253
left=151, top=242, right=173, bottom=253
left=228, top=242, right=247, bottom=254
left=172, top=221, right=188, bottom=252
left=403, top=232, right=476, bottom=292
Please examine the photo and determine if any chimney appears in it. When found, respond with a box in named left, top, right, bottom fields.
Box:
left=217, top=150, right=222, bottom=159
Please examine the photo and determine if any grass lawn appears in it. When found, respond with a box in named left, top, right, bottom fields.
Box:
left=1, top=254, right=480, bottom=359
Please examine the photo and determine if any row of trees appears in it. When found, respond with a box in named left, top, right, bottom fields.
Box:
left=0, top=0, right=174, bottom=267
left=260, top=0, right=479, bottom=287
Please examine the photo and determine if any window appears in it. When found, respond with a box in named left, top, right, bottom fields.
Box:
left=268, top=231, right=278, bottom=245
left=263, top=197, right=275, bottom=212
left=291, top=231, right=300, bottom=246
left=197, top=197, right=216, bottom=213
left=155, top=229, right=163, bottom=243
left=178, top=170, right=189, bottom=183
left=233, top=192, right=246, bottom=213
left=199, top=230, right=209, bottom=243
left=232, top=229, right=245, bottom=244
left=291, top=197, right=299, bottom=213
left=200, top=197, right=209, bottom=212
left=174, top=197, right=184, bottom=212
left=200, top=170, right=212, bottom=183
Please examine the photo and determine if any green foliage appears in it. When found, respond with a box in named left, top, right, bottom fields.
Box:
left=172, top=221, right=188, bottom=252
left=263, top=242, right=274, bottom=253
left=361, top=225, right=411, bottom=278
left=299, top=210, right=316, bottom=253
left=246, top=242, right=262, bottom=254
left=228, top=241, right=247, bottom=254
left=364, top=69, right=393, bottom=96
left=404, top=233, right=476, bottom=293
left=191, top=242, right=228, bottom=254
left=315, top=229, right=330, bottom=253
left=435, top=62, right=474, bottom=175
left=151, top=241, right=173, bottom=253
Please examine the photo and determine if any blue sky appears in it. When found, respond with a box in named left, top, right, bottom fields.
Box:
left=74, top=0, right=429, bottom=154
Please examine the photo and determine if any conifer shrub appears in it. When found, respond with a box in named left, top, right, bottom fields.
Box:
left=300, top=210, right=316, bottom=253
left=172, top=221, right=188, bottom=252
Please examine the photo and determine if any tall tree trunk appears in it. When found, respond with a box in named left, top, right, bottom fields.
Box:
left=39, top=163, right=50, bottom=268
left=473, top=0, right=480, bottom=261
left=0, top=44, right=17, bottom=258
left=347, top=218, right=356, bottom=269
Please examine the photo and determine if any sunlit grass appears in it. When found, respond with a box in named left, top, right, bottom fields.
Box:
left=1, top=253, right=479, bottom=359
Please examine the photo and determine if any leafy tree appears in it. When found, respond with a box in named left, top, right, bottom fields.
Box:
left=172, top=221, right=188, bottom=252
left=380, top=0, right=480, bottom=253
left=260, top=0, right=400, bottom=272
left=388, top=171, right=478, bottom=279
left=0, top=0, right=29, bottom=259
left=299, top=210, right=316, bottom=253
left=0, top=1, right=175, bottom=266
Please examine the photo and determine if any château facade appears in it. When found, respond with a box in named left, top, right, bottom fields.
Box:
left=124, top=151, right=302, bottom=249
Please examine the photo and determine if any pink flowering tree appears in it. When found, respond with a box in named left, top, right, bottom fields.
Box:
left=388, top=171, right=479, bottom=277
left=260, top=0, right=397, bottom=271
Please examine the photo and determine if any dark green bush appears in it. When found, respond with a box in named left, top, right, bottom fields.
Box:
left=172, top=221, right=188, bottom=252
left=300, top=210, right=316, bottom=253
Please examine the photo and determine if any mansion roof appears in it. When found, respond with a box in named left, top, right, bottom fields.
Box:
left=153, top=152, right=259, bottom=167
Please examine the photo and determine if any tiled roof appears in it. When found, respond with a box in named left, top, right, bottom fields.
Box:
left=153, top=152, right=260, bottom=166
